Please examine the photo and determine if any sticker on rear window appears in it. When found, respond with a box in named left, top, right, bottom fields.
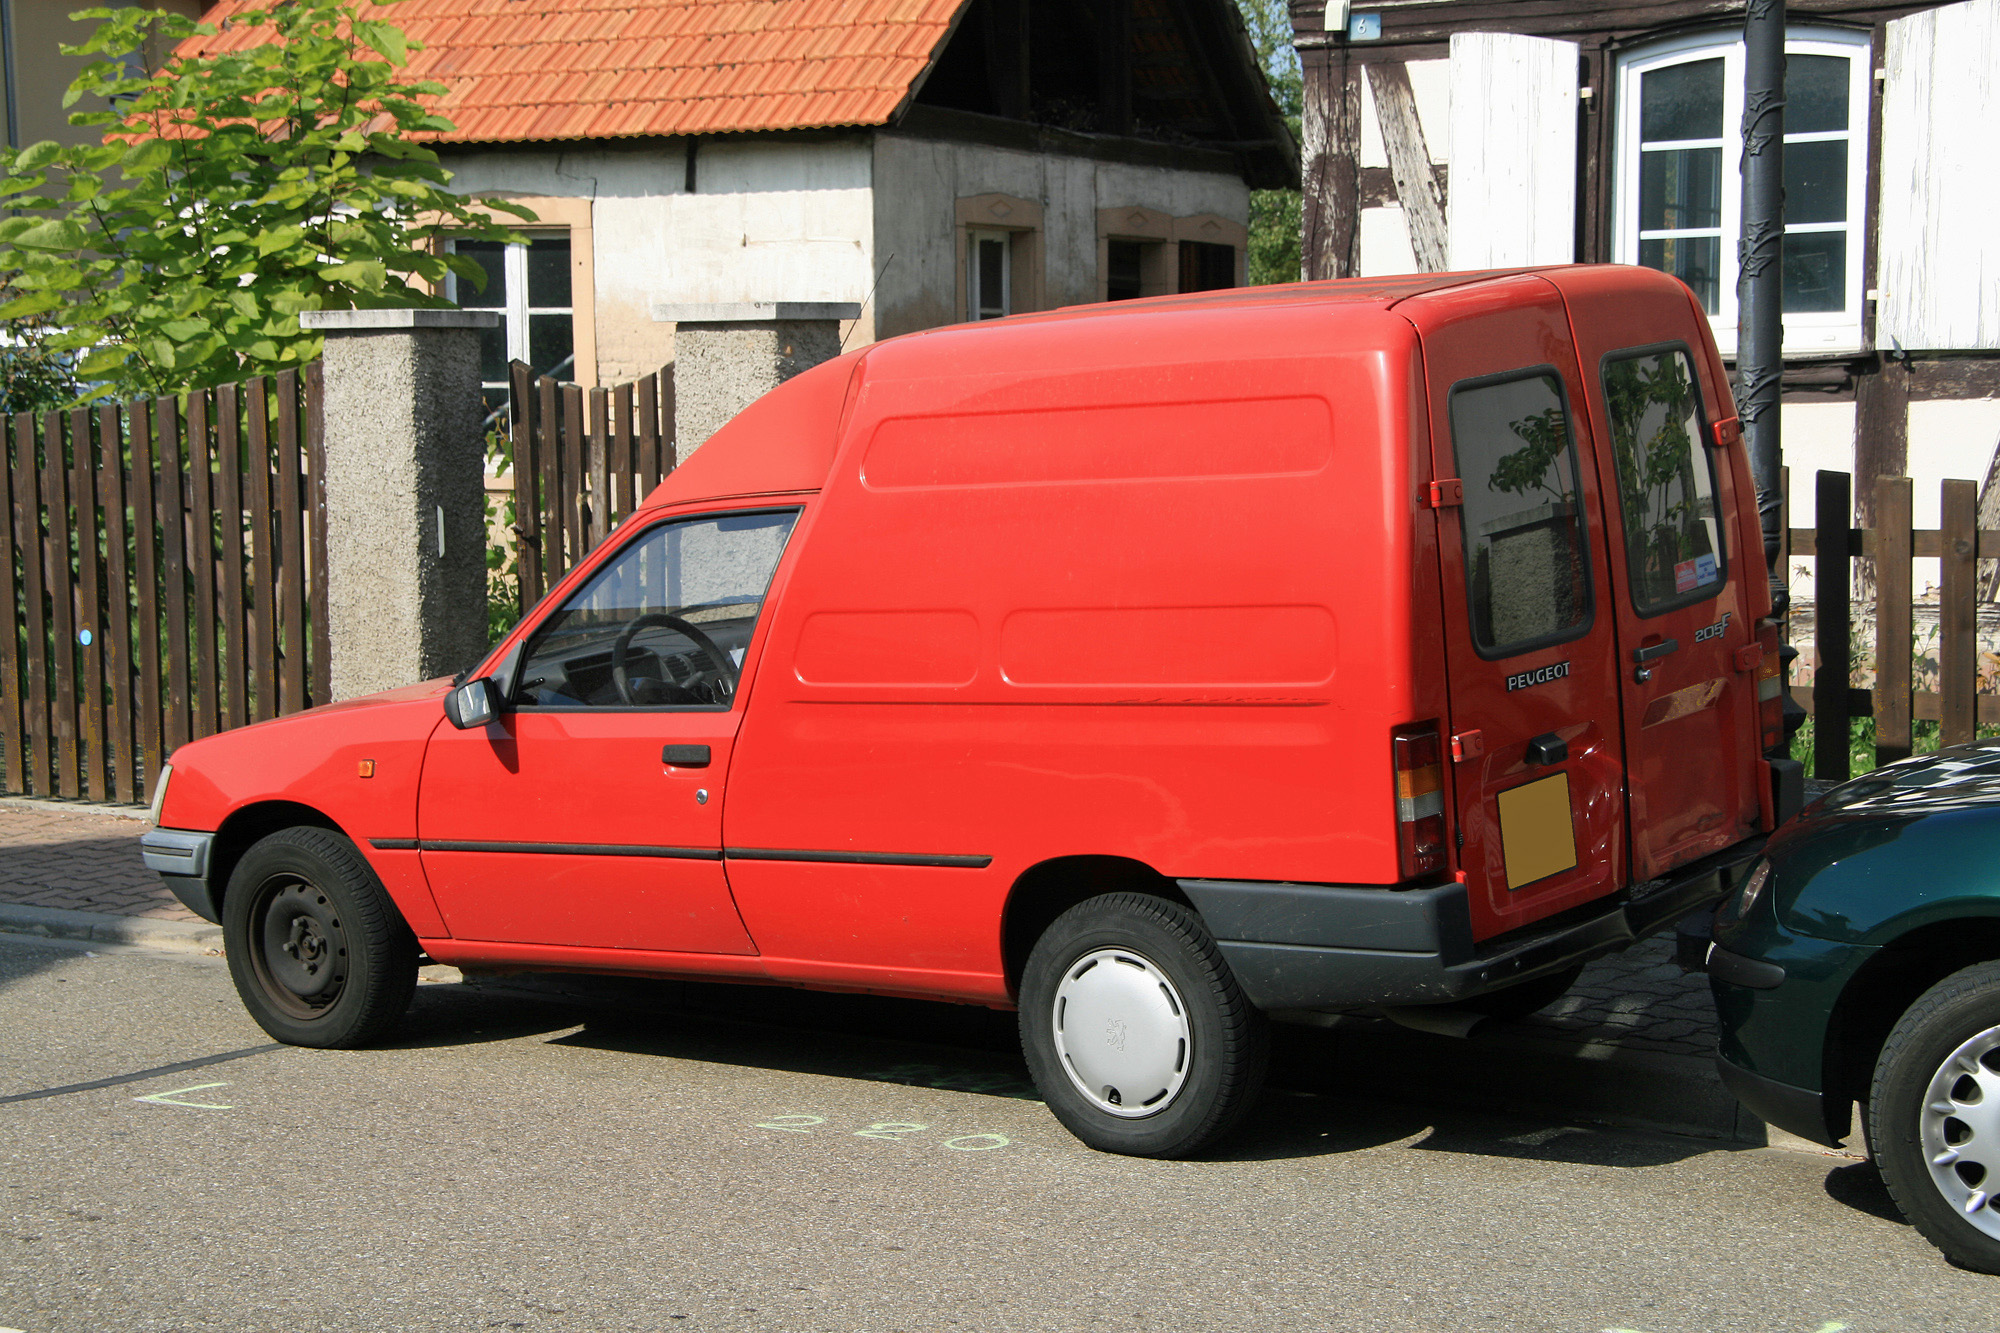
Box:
left=1505, top=661, right=1570, bottom=692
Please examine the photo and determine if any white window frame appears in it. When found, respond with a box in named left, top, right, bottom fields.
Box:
left=967, top=229, right=1013, bottom=320
left=1613, top=26, right=1872, bottom=358
left=445, top=231, right=576, bottom=387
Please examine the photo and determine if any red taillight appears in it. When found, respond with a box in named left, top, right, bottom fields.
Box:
left=1755, top=620, right=1784, bottom=753
left=1393, top=724, right=1448, bottom=880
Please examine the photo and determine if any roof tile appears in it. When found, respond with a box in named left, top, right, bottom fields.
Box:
left=180, top=0, right=962, bottom=142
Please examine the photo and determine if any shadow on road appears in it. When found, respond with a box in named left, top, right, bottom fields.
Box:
left=373, top=969, right=1738, bottom=1168
left=1823, top=1159, right=1907, bottom=1226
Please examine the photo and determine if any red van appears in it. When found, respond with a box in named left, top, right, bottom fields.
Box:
left=142, top=265, right=1796, bottom=1157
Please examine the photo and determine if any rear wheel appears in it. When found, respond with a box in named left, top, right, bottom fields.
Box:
left=1871, top=961, right=2000, bottom=1273
left=1019, top=893, right=1267, bottom=1158
left=223, top=827, right=417, bottom=1048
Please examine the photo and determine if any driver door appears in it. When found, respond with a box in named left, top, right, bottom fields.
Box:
left=416, top=507, right=800, bottom=953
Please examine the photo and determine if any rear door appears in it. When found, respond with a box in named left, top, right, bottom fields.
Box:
left=1559, top=274, right=1763, bottom=879
left=1406, top=276, right=1628, bottom=941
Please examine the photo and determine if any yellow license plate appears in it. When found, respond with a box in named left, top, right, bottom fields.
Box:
left=1497, top=772, right=1577, bottom=890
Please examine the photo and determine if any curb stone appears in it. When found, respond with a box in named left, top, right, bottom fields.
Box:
left=0, top=795, right=150, bottom=820
left=0, top=903, right=222, bottom=955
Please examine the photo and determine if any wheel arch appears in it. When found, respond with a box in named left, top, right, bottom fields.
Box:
left=1823, top=916, right=2000, bottom=1114
left=207, top=800, right=346, bottom=914
left=999, top=855, right=1194, bottom=999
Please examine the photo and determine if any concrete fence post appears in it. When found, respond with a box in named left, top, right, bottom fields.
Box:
left=299, top=309, right=497, bottom=701
left=651, top=302, right=862, bottom=460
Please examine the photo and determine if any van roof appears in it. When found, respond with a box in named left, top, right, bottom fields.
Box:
left=638, top=264, right=1675, bottom=511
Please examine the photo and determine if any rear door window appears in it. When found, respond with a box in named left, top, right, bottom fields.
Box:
left=1448, top=369, right=1594, bottom=658
left=1601, top=346, right=1726, bottom=614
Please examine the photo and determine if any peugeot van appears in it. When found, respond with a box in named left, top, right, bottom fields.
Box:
left=142, top=265, right=1796, bottom=1157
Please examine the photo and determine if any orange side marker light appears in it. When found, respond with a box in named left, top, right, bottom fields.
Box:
left=357, top=759, right=376, bottom=778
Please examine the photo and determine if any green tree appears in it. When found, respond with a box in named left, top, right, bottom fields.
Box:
left=0, top=0, right=530, bottom=403
left=1235, top=0, right=1302, bottom=285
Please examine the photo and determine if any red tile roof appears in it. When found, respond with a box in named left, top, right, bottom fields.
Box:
left=181, top=0, right=969, bottom=142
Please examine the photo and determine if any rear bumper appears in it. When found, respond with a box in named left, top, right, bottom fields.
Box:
left=1181, top=840, right=1761, bottom=1012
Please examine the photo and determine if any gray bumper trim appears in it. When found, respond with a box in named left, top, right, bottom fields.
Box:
left=140, top=828, right=213, bottom=878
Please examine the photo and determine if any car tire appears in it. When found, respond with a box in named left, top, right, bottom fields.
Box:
left=222, top=827, right=418, bottom=1049
left=1019, top=892, right=1267, bottom=1158
left=1458, top=963, right=1587, bottom=1021
left=1871, top=960, right=2000, bottom=1274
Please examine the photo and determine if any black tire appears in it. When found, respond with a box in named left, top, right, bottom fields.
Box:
left=1871, top=960, right=2000, bottom=1274
left=1459, top=962, right=1587, bottom=1021
left=1019, top=893, right=1267, bottom=1158
left=222, top=827, right=418, bottom=1048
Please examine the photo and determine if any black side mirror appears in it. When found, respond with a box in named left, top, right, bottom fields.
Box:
left=444, top=677, right=501, bottom=730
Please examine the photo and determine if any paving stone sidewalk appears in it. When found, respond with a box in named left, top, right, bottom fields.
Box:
left=0, top=801, right=197, bottom=922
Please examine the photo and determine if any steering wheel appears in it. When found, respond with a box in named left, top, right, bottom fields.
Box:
left=611, top=612, right=740, bottom=706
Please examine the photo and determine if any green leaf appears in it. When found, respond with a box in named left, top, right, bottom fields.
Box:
left=9, top=217, right=89, bottom=250
left=14, top=140, right=62, bottom=172
left=120, top=139, right=174, bottom=174
left=353, top=21, right=409, bottom=65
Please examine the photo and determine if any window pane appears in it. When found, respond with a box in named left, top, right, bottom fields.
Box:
left=527, top=238, right=571, bottom=309
left=529, top=312, right=574, bottom=379
left=1784, top=138, right=1847, bottom=225
left=975, top=236, right=1008, bottom=319
left=1450, top=373, right=1591, bottom=656
left=1639, top=235, right=1722, bottom=314
left=1179, top=240, right=1235, bottom=293
left=1783, top=232, right=1847, bottom=312
left=1641, top=58, right=1724, bottom=142
left=1602, top=350, right=1725, bottom=614
left=1640, top=146, right=1723, bottom=230
left=454, top=241, right=506, bottom=309
left=1107, top=239, right=1144, bottom=301
left=516, top=511, right=799, bottom=708
left=1786, top=54, right=1850, bottom=134
left=478, top=324, right=508, bottom=388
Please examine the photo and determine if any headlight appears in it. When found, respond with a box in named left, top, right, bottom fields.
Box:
left=147, top=764, right=173, bottom=827
left=1728, top=857, right=1773, bottom=922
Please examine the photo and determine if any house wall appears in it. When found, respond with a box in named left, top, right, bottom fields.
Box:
left=871, top=132, right=1251, bottom=340
left=7, top=0, right=206, bottom=149
left=437, top=137, right=876, bottom=386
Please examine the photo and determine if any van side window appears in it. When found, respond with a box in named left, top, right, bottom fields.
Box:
left=1449, top=371, right=1594, bottom=658
left=1602, top=347, right=1726, bottom=614
left=513, top=510, right=799, bottom=709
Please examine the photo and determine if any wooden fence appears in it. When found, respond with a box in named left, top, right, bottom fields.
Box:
left=1786, top=467, right=2000, bottom=781
left=501, top=359, right=676, bottom=610
left=0, top=368, right=328, bottom=803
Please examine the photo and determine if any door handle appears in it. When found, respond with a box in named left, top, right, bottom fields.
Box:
left=1525, top=732, right=1568, bottom=766
left=661, top=744, right=711, bottom=767
left=1632, top=639, right=1680, bottom=664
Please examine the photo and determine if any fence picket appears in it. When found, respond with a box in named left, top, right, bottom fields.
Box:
left=306, top=364, right=331, bottom=709
left=561, top=384, right=585, bottom=569
left=1941, top=478, right=1979, bottom=746
left=1813, top=469, right=1853, bottom=782
left=216, top=384, right=247, bottom=732
left=1874, top=477, right=1914, bottom=766
left=538, top=374, right=561, bottom=581
left=637, top=373, right=660, bottom=495
left=186, top=391, right=220, bottom=741
left=277, top=370, right=307, bottom=715
left=70, top=407, right=106, bottom=802
left=98, top=405, right=136, bottom=803
left=17, top=415, right=48, bottom=794
left=128, top=404, right=162, bottom=800
left=155, top=398, right=191, bottom=758
left=247, top=378, right=278, bottom=724
left=587, top=387, right=610, bottom=547
left=43, top=413, right=78, bottom=797
left=508, top=361, right=541, bottom=606
left=0, top=420, right=22, bottom=793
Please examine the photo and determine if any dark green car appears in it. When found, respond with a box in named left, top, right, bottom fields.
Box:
left=1710, top=738, right=2000, bottom=1272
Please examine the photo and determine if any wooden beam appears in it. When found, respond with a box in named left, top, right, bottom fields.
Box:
left=1301, top=45, right=1362, bottom=279
left=1366, top=62, right=1447, bottom=272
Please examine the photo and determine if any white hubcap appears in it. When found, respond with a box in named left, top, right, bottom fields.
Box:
left=1922, top=1022, right=2000, bottom=1238
left=1052, top=948, right=1192, bottom=1119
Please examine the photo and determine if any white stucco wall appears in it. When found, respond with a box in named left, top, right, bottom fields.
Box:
left=439, top=139, right=875, bottom=384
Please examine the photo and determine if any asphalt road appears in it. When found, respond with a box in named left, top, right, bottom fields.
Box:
left=2, top=935, right=1994, bottom=1333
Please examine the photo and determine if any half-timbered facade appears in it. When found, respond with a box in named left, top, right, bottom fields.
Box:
left=1293, top=0, right=2000, bottom=594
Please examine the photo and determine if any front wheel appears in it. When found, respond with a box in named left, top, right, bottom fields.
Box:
left=1872, top=961, right=2000, bottom=1273
left=223, top=827, right=418, bottom=1048
left=1019, top=893, right=1267, bottom=1158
